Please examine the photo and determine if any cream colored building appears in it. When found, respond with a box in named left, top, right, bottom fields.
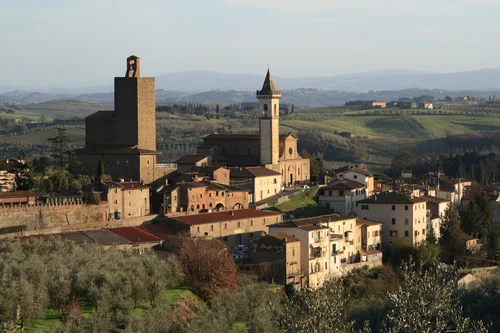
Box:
left=332, top=165, right=374, bottom=195
left=160, top=209, right=283, bottom=248
left=318, top=179, right=367, bottom=214
left=269, top=214, right=383, bottom=287
left=269, top=219, right=330, bottom=288
left=230, top=166, right=281, bottom=203
left=95, top=181, right=150, bottom=220
left=356, top=191, right=428, bottom=246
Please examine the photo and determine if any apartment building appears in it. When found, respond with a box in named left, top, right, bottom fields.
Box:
left=269, top=214, right=383, bottom=287
left=250, top=233, right=302, bottom=287
left=318, top=179, right=367, bottom=214
left=356, top=191, right=428, bottom=246
left=159, top=209, right=283, bottom=248
left=332, top=165, right=374, bottom=195
left=230, top=166, right=281, bottom=203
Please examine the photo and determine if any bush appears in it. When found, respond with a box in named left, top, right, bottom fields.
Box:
left=0, top=225, right=27, bottom=235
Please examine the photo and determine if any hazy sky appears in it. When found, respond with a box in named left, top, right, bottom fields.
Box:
left=2, top=0, right=500, bottom=87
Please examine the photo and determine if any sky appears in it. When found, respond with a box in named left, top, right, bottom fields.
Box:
left=1, top=0, right=500, bottom=87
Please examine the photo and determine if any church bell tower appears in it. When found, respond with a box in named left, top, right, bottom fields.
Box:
left=258, top=70, right=281, bottom=169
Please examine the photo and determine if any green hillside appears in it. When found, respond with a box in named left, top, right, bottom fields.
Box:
left=22, top=100, right=113, bottom=118
left=0, top=126, right=85, bottom=146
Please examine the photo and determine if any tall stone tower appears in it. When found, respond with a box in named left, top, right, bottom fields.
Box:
left=258, top=70, right=281, bottom=170
left=114, top=55, right=156, bottom=151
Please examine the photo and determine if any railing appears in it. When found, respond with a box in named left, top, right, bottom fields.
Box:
left=156, top=163, right=177, bottom=169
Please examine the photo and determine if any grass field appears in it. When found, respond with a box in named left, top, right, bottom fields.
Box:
left=272, top=197, right=332, bottom=218
left=0, top=126, right=85, bottom=146
left=285, top=113, right=500, bottom=141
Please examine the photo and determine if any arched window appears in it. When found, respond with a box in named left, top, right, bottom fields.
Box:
left=274, top=104, right=277, bottom=117
left=191, top=205, right=194, bottom=212
left=263, top=104, right=268, bottom=112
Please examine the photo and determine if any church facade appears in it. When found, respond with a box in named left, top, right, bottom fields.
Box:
left=197, top=70, right=310, bottom=187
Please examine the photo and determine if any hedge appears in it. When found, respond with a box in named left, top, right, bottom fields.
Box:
left=0, top=225, right=28, bottom=235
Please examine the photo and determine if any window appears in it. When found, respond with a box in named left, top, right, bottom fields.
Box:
left=174, top=195, right=177, bottom=201
left=361, top=205, right=369, bottom=210
left=263, top=104, right=268, bottom=112
left=392, top=205, right=395, bottom=211
left=422, top=228, right=425, bottom=235
left=216, top=191, right=219, bottom=196
left=289, top=147, right=293, bottom=155
left=405, top=230, right=409, bottom=237
left=250, top=220, right=253, bottom=226
left=405, top=218, right=409, bottom=225
left=415, top=206, right=417, bottom=211
left=390, top=230, right=397, bottom=237
left=339, top=190, right=345, bottom=196
left=237, top=222, right=240, bottom=228
left=209, top=193, right=212, bottom=198
left=224, top=223, right=227, bottom=230
left=353, top=175, right=358, bottom=179
left=200, top=194, right=203, bottom=198
left=197, top=227, right=200, bottom=233
left=292, top=249, right=295, bottom=256
left=273, top=178, right=277, bottom=184
left=128, top=202, right=131, bottom=207
left=128, top=191, right=131, bottom=195
left=405, top=205, right=408, bottom=211
left=147, top=159, right=150, bottom=165
left=192, top=194, right=195, bottom=200
left=325, top=262, right=328, bottom=270
left=196, top=204, right=200, bottom=209
left=392, top=218, right=396, bottom=225
left=210, top=225, right=214, bottom=231
left=191, top=205, right=194, bottom=212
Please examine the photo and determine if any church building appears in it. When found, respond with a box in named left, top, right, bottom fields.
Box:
left=196, top=70, right=310, bottom=187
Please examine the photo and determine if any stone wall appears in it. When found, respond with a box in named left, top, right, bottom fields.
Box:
left=0, top=203, right=107, bottom=230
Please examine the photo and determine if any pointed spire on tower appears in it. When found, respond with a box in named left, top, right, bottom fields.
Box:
left=257, top=69, right=281, bottom=96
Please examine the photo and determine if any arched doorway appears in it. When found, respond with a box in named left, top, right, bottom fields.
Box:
left=288, top=165, right=295, bottom=187
left=232, top=203, right=243, bottom=210
left=215, top=203, right=224, bottom=211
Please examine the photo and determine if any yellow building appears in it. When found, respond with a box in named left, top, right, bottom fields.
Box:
left=356, top=191, right=428, bottom=246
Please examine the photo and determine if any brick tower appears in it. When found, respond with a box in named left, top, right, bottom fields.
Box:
left=258, top=70, right=281, bottom=171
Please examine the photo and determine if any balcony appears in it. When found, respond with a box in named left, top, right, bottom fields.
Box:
left=310, top=246, right=325, bottom=259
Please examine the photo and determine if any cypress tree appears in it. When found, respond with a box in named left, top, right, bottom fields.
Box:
left=97, top=158, right=105, bottom=179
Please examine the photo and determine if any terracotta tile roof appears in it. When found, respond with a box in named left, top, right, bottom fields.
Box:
left=420, top=195, right=450, bottom=203
left=0, top=191, right=41, bottom=198
left=325, top=179, right=366, bottom=190
left=165, top=209, right=282, bottom=226
left=356, top=218, right=383, bottom=226
left=358, top=191, right=427, bottom=204
left=117, top=182, right=150, bottom=190
left=231, top=166, right=281, bottom=178
left=269, top=232, right=301, bottom=243
left=137, top=224, right=178, bottom=240
left=107, top=227, right=160, bottom=243
left=82, top=230, right=131, bottom=246
left=271, top=214, right=354, bottom=231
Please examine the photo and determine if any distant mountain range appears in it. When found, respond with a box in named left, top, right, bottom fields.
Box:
left=2, top=68, right=500, bottom=108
